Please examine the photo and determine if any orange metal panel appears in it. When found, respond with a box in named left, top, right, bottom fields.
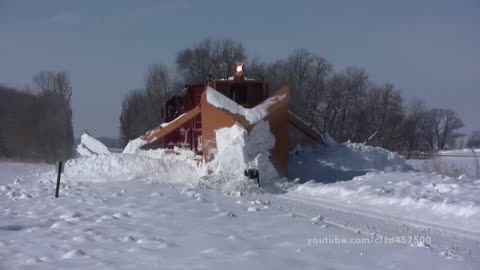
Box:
left=287, top=112, right=323, bottom=141
left=200, top=86, right=291, bottom=176
left=144, top=106, right=201, bottom=144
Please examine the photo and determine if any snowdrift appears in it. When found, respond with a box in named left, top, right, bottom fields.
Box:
left=290, top=171, right=480, bottom=217
left=71, top=128, right=281, bottom=193
left=286, top=140, right=480, bottom=232
left=65, top=153, right=202, bottom=184
left=73, top=127, right=414, bottom=195
left=289, top=141, right=412, bottom=183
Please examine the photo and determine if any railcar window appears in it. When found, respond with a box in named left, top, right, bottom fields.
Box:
left=230, top=85, right=247, bottom=104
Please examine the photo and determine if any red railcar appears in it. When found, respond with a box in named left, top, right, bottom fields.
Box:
left=161, top=84, right=205, bottom=151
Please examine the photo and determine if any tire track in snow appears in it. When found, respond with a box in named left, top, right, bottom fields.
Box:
left=282, top=193, right=480, bottom=241
left=279, top=193, right=480, bottom=261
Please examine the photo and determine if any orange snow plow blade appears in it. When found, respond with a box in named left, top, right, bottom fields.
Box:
left=287, top=112, right=322, bottom=141
left=144, top=106, right=201, bottom=144
left=201, top=86, right=291, bottom=175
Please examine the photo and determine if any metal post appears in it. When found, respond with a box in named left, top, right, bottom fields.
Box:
left=55, top=161, right=63, bottom=198
left=256, top=172, right=261, bottom=188
left=244, top=168, right=260, bottom=188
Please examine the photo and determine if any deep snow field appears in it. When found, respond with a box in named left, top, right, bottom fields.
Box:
left=1, top=137, right=480, bottom=269
left=407, top=149, right=480, bottom=180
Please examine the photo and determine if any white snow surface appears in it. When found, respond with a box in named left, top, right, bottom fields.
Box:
left=75, top=143, right=94, bottom=157
left=122, top=137, right=148, bottom=154
left=76, top=132, right=110, bottom=156
left=287, top=142, right=480, bottom=240
left=206, top=86, right=286, bottom=124
left=407, top=148, right=480, bottom=179
left=1, top=161, right=479, bottom=269
left=289, top=141, right=412, bottom=183
left=439, top=148, right=480, bottom=156
left=64, top=153, right=202, bottom=184
left=207, top=120, right=281, bottom=192
left=288, top=171, right=480, bottom=233
left=31, top=131, right=479, bottom=268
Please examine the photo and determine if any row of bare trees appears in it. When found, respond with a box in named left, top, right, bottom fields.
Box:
left=0, top=72, right=73, bottom=162
left=120, top=64, right=183, bottom=145
left=120, top=38, right=465, bottom=153
left=246, top=48, right=464, bottom=154
left=466, top=131, right=480, bottom=148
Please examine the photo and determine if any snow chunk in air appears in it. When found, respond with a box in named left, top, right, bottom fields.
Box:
left=76, top=132, right=110, bottom=157
left=122, top=137, right=147, bottom=154
left=289, top=142, right=412, bottom=183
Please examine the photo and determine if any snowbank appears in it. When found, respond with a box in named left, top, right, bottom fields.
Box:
left=65, top=153, right=201, bottom=184
left=289, top=142, right=412, bottom=183
left=206, top=86, right=286, bottom=124
left=287, top=142, right=480, bottom=233
left=76, top=132, right=110, bottom=156
left=288, top=171, right=480, bottom=228
left=71, top=128, right=277, bottom=193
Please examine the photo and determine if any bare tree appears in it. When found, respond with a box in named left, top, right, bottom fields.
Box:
left=246, top=57, right=268, bottom=79
left=144, top=64, right=174, bottom=124
left=119, top=90, right=152, bottom=146
left=336, top=67, right=368, bottom=142
left=145, top=64, right=171, bottom=99
left=402, top=98, right=427, bottom=157
left=419, top=108, right=464, bottom=150
left=303, top=54, right=332, bottom=123
left=33, top=71, right=72, bottom=105
left=0, top=76, right=74, bottom=162
left=467, top=131, right=480, bottom=148
left=176, top=38, right=247, bottom=83
left=33, top=71, right=74, bottom=161
left=429, top=108, right=464, bottom=150
left=316, top=72, right=346, bottom=134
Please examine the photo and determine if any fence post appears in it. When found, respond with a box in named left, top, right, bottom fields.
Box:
left=471, top=148, right=480, bottom=179
left=55, top=161, right=64, bottom=198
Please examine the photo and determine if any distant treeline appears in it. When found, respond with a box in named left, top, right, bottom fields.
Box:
left=120, top=38, right=474, bottom=155
left=0, top=72, right=73, bottom=162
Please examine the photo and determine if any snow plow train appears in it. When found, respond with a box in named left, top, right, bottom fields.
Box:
left=143, top=64, right=322, bottom=176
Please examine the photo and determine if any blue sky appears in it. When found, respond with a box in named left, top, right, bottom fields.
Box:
left=1, top=0, right=479, bottom=138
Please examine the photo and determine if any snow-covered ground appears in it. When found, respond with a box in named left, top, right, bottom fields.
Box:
left=1, top=161, right=479, bottom=270
left=287, top=143, right=480, bottom=248
left=407, top=149, right=480, bottom=179
left=1, top=132, right=479, bottom=269
left=287, top=171, right=480, bottom=235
